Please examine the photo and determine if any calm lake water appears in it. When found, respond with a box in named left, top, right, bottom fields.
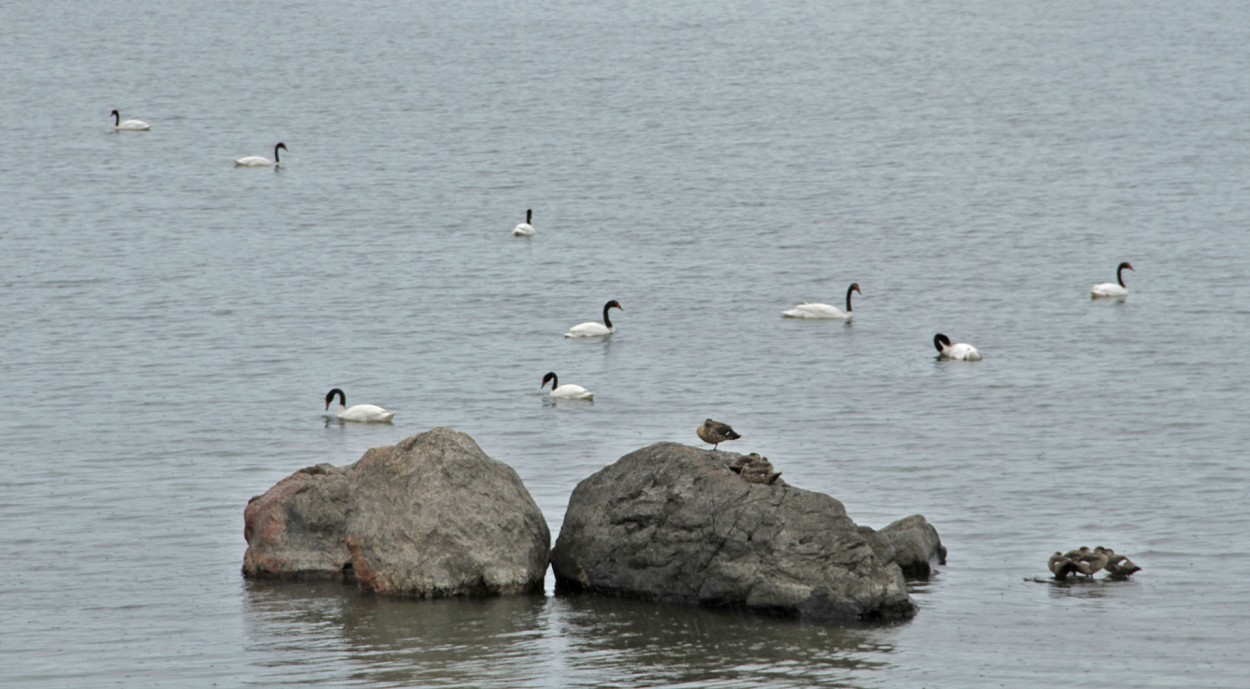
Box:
left=3, top=0, right=1249, bottom=686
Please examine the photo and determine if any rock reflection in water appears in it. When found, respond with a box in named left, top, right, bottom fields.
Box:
left=242, top=581, right=897, bottom=688
left=553, top=595, right=895, bottom=688
left=244, top=581, right=552, bottom=688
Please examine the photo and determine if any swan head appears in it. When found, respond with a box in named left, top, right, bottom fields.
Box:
left=276, top=142, right=288, bottom=153
left=848, top=282, right=861, bottom=295
left=933, top=333, right=951, bottom=353
left=605, top=299, right=623, bottom=312
left=324, top=387, right=346, bottom=409
left=541, top=372, right=558, bottom=390
left=1114, top=261, right=1134, bottom=287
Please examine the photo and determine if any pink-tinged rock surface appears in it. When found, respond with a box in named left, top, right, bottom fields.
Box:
left=243, top=427, right=549, bottom=597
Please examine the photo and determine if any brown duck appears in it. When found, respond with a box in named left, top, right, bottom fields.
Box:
left=697, top=419, right=741, bottom=450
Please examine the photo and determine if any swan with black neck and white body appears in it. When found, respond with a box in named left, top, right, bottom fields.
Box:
left=324, top=388, right=396, bottom=423
left=1091, top=261, right=1134, bottom=298
left=933, top=333, right=982, bottom=361
left=110, top=109, right=150, bottom=131
left=235, top=142, right=287, bottom=167
left=540, top=372, right=594, bottom=400
left=512, top=209, right=535, bottom=237
left=782, top=282, right=861, bottom=320
left=564, top=300, right=622, bottom=338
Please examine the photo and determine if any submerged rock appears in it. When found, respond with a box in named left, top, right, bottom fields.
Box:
left=243, top=427, right=549, bottom=597
left=551, top=442, right=927, bottom=621
left=858, top=514, right=947, bottom=579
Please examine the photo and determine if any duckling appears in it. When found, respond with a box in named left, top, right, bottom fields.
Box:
left=697, top=418, right=740, bottom=450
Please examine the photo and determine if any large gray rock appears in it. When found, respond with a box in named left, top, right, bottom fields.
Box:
left=243, top=427, right=549, bottom=597
left=551, top=443, right=921, bottom=621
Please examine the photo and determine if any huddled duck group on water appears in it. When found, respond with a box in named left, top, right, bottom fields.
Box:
left=1048, top=546, right=1142, bottom=581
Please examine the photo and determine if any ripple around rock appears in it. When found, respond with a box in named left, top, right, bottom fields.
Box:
left=243, top=427, right=550, bottom=597
left=551, top=442, right=938, bottom=621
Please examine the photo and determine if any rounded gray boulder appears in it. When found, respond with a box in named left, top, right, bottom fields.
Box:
left=551, top=443, right=921, bottom=621
left=244, top=427, right=549, bottom=597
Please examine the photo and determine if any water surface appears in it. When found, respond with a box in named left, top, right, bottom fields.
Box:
left=3, top=0, right=1249, bottom=686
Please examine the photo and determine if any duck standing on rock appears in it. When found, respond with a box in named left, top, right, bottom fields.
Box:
left=697, top=418, right=740, bottom=450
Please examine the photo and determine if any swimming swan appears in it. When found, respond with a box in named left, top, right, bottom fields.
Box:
left=235, top=142, right=287, bottom=167
left=512, top=209, right=535, bottom=237
left=1091, top=262, right=1133, bottom=298
left=111, top=109, right=150, bottom=131
left=934, top=333, right=982, bottom=361
left=540, top=372, right=594, bottom=400
left=324, top=388, right=396, bottom=423
left=782, top=282, right=861, bottom=319
left=564, top=299, right=622, bottom=337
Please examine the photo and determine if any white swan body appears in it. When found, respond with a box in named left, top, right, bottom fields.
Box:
left=565, top=299, right=622, bottom=338
left=934, top=333, right=982, bottom=361
left=1091, top=262, right=1133, bottom=298
left=235, top=142, right=287, bottom=167
left=324, top=388, right=396, bottom=423
left=783, top=282, right=861, bottom=320
left=783, top=303, right=848, bottom=319
left=541, top=372, right=594, bottom=400
left=111, top=109, right=150, bottom=131
left=512, top=208, right=535, bottom=237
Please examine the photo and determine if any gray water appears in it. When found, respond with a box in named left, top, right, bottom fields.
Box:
left=3, top=0, right=1249, bottom=686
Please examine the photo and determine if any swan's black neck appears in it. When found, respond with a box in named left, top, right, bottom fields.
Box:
left=326, top=388, right=346, bottom=408
left=111, top=110, right=120, bottom=126
left=543, top=373, right=558, bottom=389
left=1117, top=263, right=1128, bottom=287
left=845, top=284, right=857, bottom=313
left=273, top=143, right=283, bottom=163
left=602, top=303, right=613, bottom=329
left=526, top=209, right=532, bottom=224
left=933, top=334, right=949, bottom=353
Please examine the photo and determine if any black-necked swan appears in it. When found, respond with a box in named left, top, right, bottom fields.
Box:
left=933, top=333, right=982, bottom=361
left=782, top=282, right=861, bottom=319
left=697, top=418, right=741, bottom=450
left=564, top=299, right=622, bottom=338
left=1091, top=261, right=1133, bottom=298
left=541, top=372, right=594, bottom=400
left=324, top=388, right=396, bottom=423
left=235, top=142, right=287, bottom=167
left=111, top=109, right=150, bottom=131
left=512, top=209, right=535, bottom=237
